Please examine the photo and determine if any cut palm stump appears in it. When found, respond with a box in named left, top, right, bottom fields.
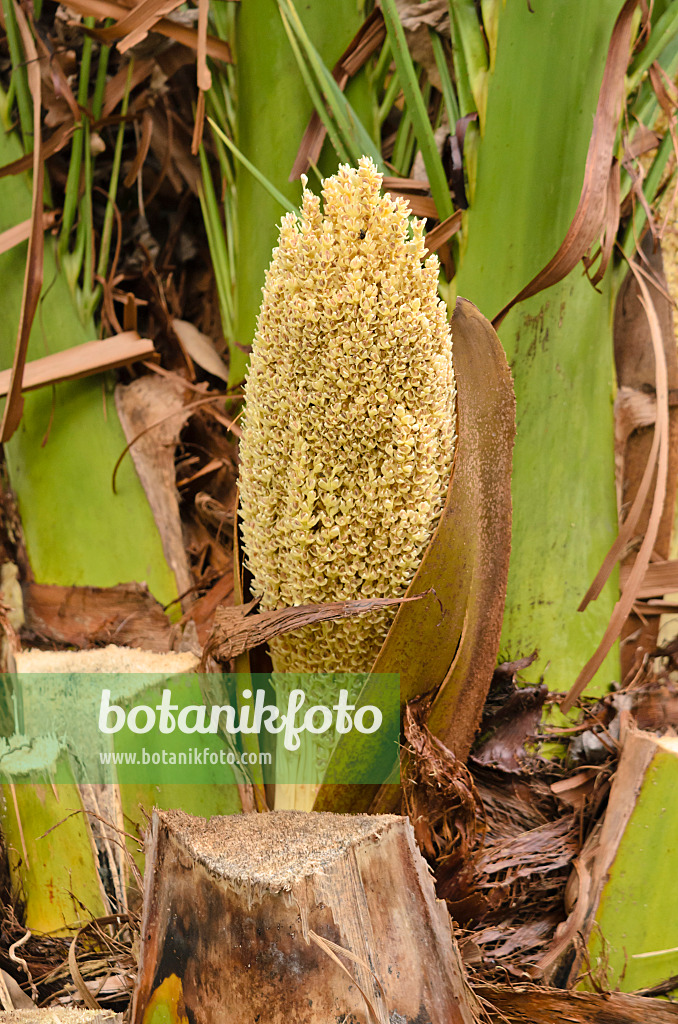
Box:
left=133, top=809, right=479, bottom=1024
left=0, top=647, right=241, bottom=934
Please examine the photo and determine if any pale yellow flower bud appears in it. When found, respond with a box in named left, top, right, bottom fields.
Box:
left=239, top=157, right=456, bottom=673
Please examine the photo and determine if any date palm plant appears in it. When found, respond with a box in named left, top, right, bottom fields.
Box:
left=199, top=0, right=678, bottom=802
left=0, top=0, right=677, bottom=947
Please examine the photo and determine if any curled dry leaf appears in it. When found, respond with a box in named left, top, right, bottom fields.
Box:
left=423, top=209, right=463, bottom=255
left=492, top=0, right=638, bottom=327
left=96, top=0, right=188, bottom=53
left=59, top=0, right=232, bottom=62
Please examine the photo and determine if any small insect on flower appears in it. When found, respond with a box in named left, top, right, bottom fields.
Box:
left=238, top=157, right=456, bottom=675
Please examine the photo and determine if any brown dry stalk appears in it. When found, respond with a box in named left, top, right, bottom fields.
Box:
left=0, top=212, right=57, bottom=255
left=0, top=333, right=156, bottom=397
left=205, top=590, right=433, bottom=663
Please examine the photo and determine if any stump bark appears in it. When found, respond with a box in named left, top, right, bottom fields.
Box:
left=132, top=809, right=479, bottom=1024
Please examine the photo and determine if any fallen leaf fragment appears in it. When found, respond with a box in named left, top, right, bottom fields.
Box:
left=171, top=319, right=229, bottom=382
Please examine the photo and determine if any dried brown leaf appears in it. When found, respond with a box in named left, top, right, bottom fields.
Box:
left=102, top=58, right=155, bottom=118
left=195, top=0, right=212, bottom=90
left=382, top=176, right=430, bottom=193
left=0, top=332, right=156, bottom=396
left=493, top=0, right=638, bottom=327
left=69, top=928, right=102, bottom=1010
left=147, top=104, right=201, bottom=194
left=32, top=27, right=80, bottom=123
left=191, top=87, right=206, bottom=156
left=390, top=0, right=450, bottom=91
left=392, top=0, right=449, bottom=34
left=475, top=815, right=578, bottom=879
left=621, top=557, right=678, bottom=597
left=0, top=968, right=36, bottom=1010
left=587, top=156, right=620, bottom=287
left=171, top=319, right=229, bottom=382
left=472, top=684, right=546, bottom=772
left=423, top=209, right=463, bottom=255
left=385, top=192, right=438, bottom=218
left=95, top=0, right=183, bottom=52
left=61, top=0, right=232, bottom=62
left=114, top=375, right=194, bottom=599
left=181, top=571, right=234, bottom=645
left=0, top=211, right=57, bottom=256
left=624, top=122, right=661, bottom=162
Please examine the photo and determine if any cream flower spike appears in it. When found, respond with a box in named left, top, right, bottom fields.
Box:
left=238, top=157, right=456, bottom=673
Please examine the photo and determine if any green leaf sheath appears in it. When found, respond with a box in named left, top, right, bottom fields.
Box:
left=455, top=1, right=623, bottom=692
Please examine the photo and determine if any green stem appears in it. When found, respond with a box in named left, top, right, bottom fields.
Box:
left=381, top=0, right=453, bottom=219
left=59, top=22, right=95, bottom=262
left=430, top=29, right=459, bottom=128
left=199, top=144, right=234, bottom=337
left=92, top=40, right=111, bottom=120
left=448, top=1, right=475, bottom=118
left=378, top=68, right=401, bottom=126
left=278, top=0, right=383, bottom=169
left=1, top=0, right=32, bottom=148
left=80, top=60, right=133, bottom=323
left=208, top=119, right=299, bottom=215
left=373, top=36, right=393, bottom=93
left=627, top=4, right=678, bottom=93
left=278, top=6, right=352, bottom=165
left=449, top=0, right=488, bottom=128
